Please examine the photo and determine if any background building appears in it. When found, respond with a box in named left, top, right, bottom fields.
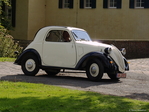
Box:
left=10, top=0, right=149, bottom=58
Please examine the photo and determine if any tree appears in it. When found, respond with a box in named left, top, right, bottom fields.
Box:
left=0, top=0, right=10, bottom=14
left=0, top=0, right=22, bottom=58
left=0, top=25, right=23, bottom=58
left=0, top=0, right=11, bottom=29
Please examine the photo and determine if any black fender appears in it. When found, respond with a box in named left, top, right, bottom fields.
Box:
left=14, top=49, right=41, bottom=65
left=123, top=57, right=129, bottom=71
left=75, top=52, right=111, bottom=69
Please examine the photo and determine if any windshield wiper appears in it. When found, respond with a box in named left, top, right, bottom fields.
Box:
left=80, top=38, right=89, bottom=41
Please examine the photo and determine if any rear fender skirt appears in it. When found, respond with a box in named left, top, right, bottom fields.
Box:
left=14, top=49, right=41, bottom=65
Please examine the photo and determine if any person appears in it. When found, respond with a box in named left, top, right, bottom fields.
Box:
left=63, top=31, right=70, bottom=42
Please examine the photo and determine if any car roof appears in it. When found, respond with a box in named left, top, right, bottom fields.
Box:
left=42, top=26, right=85, bottom=31
left=33, top=26, right=85, bottom=42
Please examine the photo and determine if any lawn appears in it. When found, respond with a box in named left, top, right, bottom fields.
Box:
left=0, top=81, right=149, bottom=112
left=0, top=57, right=16, bottom=62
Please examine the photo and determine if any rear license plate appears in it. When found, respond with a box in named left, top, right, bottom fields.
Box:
left=117, top=73, right=126, bottom=78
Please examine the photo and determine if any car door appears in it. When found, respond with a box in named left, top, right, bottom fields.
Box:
left=42, top=30, right=77, bottom=68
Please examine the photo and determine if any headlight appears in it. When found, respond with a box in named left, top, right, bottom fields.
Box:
left=121, top=48, right=126, bottom=55
left=104, top=47, right=112, bottom=54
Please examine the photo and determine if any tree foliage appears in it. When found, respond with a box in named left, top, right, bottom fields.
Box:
left=0, top=0, right=12, bottom=29
left=0, top=25, right=23, bottom=58
left=0, top=0, right=23, bottom=58
left=0, top=0, right=10, bottom=14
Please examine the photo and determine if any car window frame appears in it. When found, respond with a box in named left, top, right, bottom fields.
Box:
left=45, top=29, right=72, bottom=43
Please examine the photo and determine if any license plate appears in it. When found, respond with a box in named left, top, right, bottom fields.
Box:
left=117, top=73, right=126, bottom=78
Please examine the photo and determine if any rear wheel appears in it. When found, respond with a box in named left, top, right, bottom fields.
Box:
left=86, top=59, right=104, bottom=81
left=21, top=55, right=39, bottom=76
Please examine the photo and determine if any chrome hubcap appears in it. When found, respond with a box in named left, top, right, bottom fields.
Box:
left=27, top=61, right=33, bottom=69
left=25, top=59, right=36, bottom=72
left=91, top=66, right=97, bottom=74
left=90, top=63, right=99, bottom=77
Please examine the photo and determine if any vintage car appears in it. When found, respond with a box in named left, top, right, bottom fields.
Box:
left=14, top=26, right=129, bottom=81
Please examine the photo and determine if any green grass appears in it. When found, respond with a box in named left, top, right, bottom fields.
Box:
left=0, top=81, right=149, bottom=112
left=0, top=57, right=15, bottom=62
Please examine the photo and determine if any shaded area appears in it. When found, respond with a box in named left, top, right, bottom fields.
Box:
left=125, top=93, right=149, bottom=101
left=0, top=92, right=149, bottom=112
left=1, top=72, right=149, bottom=101
left=1, top=60, right=149, bottom=102
left=0, top=73, right=120, bottom=89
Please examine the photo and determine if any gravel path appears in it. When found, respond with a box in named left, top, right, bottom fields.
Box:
left=0, top=58, right=149, bottom=101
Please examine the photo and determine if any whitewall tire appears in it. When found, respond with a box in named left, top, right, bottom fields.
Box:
left=86, top=59, right=104, bottom=81
left=21, top=55, right=39, bottom=76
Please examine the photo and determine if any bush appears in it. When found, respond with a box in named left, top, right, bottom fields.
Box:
left=0, top=25, right=22, bottom=58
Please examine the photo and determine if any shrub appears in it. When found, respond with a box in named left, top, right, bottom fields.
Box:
left=0, top=25, right=23, bottom=58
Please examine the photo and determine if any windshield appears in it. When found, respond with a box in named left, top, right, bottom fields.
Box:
left=72, top=30, right=92, bottom=41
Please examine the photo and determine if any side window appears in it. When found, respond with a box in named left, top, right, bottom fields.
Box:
left=62, top=31, right=71, bottom=42
left=45, top=30, right=71, bottom=42
left=46, top=30, right=62, bottom=42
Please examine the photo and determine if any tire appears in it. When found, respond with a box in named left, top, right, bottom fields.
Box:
left=45, top=69, right=60, bottom=76
left=107, top=73, right=120, bottom=81
left=86, top=59, right=104, bottom=81
left=21, top=55, right=40, bottom=76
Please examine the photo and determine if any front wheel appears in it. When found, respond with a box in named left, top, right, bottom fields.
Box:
left=21, top=55, right=40, bottom=76
left=86, top=59, right=104, bottom=81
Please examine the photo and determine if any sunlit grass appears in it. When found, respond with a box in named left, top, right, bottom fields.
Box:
left=0, top=81, right=149, bottom=112
left=0, top=57, right=15, bottom=62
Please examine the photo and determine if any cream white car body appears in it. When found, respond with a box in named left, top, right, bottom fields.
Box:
left=15, top=26, right=129, bottom=81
